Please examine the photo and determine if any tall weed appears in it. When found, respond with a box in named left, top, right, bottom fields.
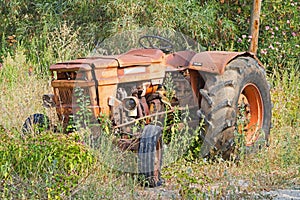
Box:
left=0, top=47, right=51, bottom=130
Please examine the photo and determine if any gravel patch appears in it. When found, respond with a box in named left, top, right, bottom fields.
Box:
left=259, top=189, right=300, bottom=200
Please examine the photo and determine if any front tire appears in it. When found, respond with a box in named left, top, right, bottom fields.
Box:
left=199, top=56, right=272, bottom=159
left=138, top=125, right=163, bottom=187
left=22, top=113, right=50, bottom=135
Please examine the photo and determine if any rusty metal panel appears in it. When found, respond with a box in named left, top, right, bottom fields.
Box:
left=50, top=57, right=119, bottom=71
left=117, top=63, right=165, bottom=83
left=50, top=49, right=164, bottom=71
left=165, top=50, right=196, bottom=67
left=117, top=49, right=164, bottom=67
left=92, top=58, right=119, bottom=68
left=188, top=51, right=263, bottom=74
left=188, top=51, right=220, bottom=74
left=50, top=63, right=91, bottom=71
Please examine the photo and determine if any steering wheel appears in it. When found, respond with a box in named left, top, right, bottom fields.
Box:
left=138, top=35, right=174, bottom=53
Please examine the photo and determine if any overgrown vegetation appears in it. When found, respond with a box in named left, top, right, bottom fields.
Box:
left=1, top=0, right=299, bottom=73
left=0, top=0, right=299, bottom=199
left=0, top=131, right=94, bottom=199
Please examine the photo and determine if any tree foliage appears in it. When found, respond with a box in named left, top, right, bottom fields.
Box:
left=0, top=0, right=299, bottom=73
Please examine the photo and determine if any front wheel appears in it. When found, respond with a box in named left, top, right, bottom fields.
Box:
left=138, top=125, right=163, bottom=187
left=22, top=113, right=50, bottom=135
left=199, top=56, right=272, bottom=159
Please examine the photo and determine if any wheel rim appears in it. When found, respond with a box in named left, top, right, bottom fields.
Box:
left=154, top=138, right=162, bottom=182
left=238, top=83, right=263, bottom=146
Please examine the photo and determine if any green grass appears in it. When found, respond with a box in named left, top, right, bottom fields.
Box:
left=0, top=131, right=95, bottom=199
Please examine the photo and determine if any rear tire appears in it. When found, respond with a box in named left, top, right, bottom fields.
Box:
left=138, top=125, right=163, bottom=187
left=199, top=57, right=272, bottom=159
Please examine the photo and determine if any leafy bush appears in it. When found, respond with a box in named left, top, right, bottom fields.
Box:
left=0, top=131, right=95, bottom=199
left=233, top=1, right=299, bottom=72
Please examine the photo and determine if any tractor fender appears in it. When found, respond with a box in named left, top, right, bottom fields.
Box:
left=188, top=51, right=264, bottom=74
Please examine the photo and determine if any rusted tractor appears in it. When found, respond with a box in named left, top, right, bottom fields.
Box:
left=22, top=1, right=271, bottom=187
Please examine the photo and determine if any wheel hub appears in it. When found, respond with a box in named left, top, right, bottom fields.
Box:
left=238, top=83, right=263, bottom=146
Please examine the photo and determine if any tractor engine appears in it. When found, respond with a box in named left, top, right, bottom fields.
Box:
left=110, top=81, right=166, bottom=135
left=109, top=71, right=194, bottom=136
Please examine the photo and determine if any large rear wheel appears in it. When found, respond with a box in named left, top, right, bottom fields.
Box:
left=199, top=56, right=272, bottom=159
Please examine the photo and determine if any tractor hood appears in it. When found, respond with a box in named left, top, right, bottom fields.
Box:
left=50, top=48, right=263, bottom=75
left=50, top=49, right=165, bottom=71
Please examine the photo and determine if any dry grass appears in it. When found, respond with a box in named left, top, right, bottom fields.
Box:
left=159, top=72, right=300, bottom=198
left=69, top=70, right=300, bottom=199
left=0, top=48, right=52, bottom=131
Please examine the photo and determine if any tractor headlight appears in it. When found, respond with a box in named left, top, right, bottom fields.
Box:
left=123, top=97, right=138, bottom=111
left=123, top=97, right=139, bottom=117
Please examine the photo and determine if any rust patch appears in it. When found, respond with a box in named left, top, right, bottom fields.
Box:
left=165, top=50, right=196, bottom=67
left=188, top=51, right=263, bottom=74
left=165, top=50, right=264, bottom=75
left=117, top=49, right=164, bottom=67
left=50, top=49, right=164, bottom=71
